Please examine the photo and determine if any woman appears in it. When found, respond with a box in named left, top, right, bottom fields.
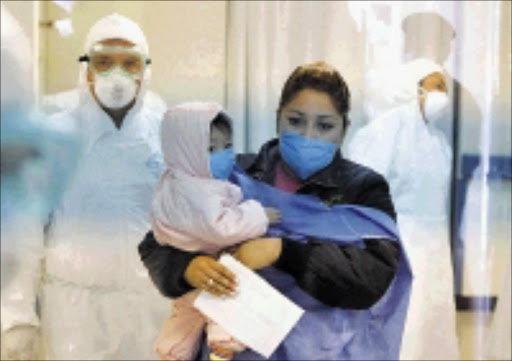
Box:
left=347, top=58, right=459, bottom=360
left=139, top=62, right=407, bottom=360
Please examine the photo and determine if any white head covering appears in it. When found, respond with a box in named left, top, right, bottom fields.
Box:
left=160, top=102, right=223, bottom=178
left=78, top=13, right=151, bottom=86
left=390, top=58, right=444, bottom=105
left=84, top=13, right=149, bottom=56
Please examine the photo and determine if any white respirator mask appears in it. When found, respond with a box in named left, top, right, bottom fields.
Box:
left=93, top=67, right=139, bottom=109
left=422, top=90, right=450, bottom=125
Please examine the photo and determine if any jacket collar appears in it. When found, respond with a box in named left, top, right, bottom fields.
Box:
left=246, top=138, right=346, bottom=189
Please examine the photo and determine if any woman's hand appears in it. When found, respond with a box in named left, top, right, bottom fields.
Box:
left=234, top=238, right=282, bottom=270
left=184, top=256, right=237, bottom=297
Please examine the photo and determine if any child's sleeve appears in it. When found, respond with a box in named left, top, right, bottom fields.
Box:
left=201, top=199, right=269, bottom=246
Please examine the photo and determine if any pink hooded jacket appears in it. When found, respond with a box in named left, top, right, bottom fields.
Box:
left=151, top=102, right=269, bottom=253
left=152, top=102, right=264, bottom=360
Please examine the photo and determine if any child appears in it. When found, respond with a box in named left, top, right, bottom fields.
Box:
left=151, top=102, right=281, bottom=360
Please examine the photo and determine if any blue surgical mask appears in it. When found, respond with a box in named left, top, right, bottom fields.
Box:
left=280, top=131, right=337, bottom=180
left=209, top=148, right=235, bottom=180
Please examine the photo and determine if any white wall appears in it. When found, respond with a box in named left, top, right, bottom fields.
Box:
left=141, top=1, right=226, bottom=107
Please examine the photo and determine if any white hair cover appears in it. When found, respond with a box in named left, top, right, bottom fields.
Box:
left=78, top=13, right=151, bottom=86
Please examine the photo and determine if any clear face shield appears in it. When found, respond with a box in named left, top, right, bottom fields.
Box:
left=79, top=43, right=151, bottom=79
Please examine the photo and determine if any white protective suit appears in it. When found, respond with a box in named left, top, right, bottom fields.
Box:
left=347, top=59, right=460, bottom=360
left=1, top=14, right=169, bottom=360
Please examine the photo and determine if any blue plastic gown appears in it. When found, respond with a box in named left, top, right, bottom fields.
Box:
left=1, top=107, right=81, bottom=226
left=199, top=166, right=412, bottom=360
left=1, top=107, right=81, bottom=294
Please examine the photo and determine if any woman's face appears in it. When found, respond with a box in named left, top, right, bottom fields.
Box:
left=278, top=89, right=345, bottom=145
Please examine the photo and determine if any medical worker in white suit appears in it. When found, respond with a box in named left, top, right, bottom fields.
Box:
left=1, top=13, right=169, bottom=360
left=347, top=58, right=460, bottom=360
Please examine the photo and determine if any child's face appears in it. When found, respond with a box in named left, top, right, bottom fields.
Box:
left=209, top=126, right=232, bottom=153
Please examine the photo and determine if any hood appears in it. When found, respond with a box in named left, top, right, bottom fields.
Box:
left=160, top=101, right=223, bottom=178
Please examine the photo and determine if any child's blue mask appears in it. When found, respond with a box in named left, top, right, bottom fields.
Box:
left=209, top=148, right=236, bottom=180
left=280, top=131, right=337, bottom=180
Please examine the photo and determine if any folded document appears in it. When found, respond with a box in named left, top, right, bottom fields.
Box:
left=194, top=254, right=304, bottom=358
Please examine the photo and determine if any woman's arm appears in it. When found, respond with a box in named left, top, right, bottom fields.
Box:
left=275, top=239, right=400, bottom=308
left=138, top=232, right=198, bottom=298
left=139, top=232, right=237, bottom=298
left=275, top=172, right=401, bottom=309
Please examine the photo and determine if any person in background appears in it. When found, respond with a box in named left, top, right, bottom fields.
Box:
left=347, top=58, right=459, bottom=360
left=1, top=13, right=169, bottom=360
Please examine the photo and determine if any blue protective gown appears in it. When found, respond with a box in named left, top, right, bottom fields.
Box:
left=198, top=167, right=412, bottom=360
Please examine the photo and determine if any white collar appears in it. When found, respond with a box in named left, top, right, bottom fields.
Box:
left=73, top=90, right=153, bottom=148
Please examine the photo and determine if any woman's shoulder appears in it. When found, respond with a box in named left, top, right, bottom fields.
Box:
left=236, top=138, right=280, bottom=172
left=236, top=153, right=258, bottom=170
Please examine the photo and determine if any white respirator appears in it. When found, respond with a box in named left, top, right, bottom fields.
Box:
left=94, top=67, right=138, bottom=109
left=423, top=91, right=449, bottom=125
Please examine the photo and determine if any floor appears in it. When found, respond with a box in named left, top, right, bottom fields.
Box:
left=456, top=311, right=495, bottom=360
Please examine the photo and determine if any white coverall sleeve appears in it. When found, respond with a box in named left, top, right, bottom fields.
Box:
left=1, top=212, right=46, bottom=332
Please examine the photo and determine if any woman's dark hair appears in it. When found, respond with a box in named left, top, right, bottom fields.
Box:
left=210, top=111, right=232, bottom=137
left=277, top=61, right=351, bottom=130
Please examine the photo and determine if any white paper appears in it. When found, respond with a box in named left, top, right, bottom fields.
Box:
left=194, top=254, right=304, bottom=358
